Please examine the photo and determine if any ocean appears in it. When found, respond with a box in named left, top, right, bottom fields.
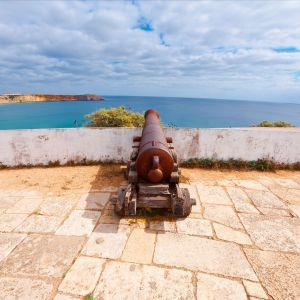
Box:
left=0, top=96, right=299, bottom=130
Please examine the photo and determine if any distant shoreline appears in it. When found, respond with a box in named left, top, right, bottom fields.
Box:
left=0, top=94, right=104, bottom=104
left=1, top=95, right=300, bottom=129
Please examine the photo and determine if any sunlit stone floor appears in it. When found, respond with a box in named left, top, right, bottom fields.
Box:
left=0, top=166, right=299, bottom=299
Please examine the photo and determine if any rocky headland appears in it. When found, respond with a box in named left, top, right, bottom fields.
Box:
left=0, top=94, right=104, bottom=104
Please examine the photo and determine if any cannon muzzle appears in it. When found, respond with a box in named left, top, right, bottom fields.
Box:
left=135, top=109, right=174, bottom=183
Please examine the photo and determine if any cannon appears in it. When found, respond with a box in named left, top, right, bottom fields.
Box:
left=111, top=109, right=196, bottom=217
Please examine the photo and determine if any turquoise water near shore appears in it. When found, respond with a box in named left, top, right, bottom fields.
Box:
left=0, top=96, right=300, bottom=130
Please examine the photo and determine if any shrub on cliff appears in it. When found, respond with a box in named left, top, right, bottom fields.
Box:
left=85, top=106, right=144, bottom=127
left=251, top=120, right=294, bottom=127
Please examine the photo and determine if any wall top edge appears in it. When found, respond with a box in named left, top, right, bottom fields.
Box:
left=0, top=127, right=299, bottom=133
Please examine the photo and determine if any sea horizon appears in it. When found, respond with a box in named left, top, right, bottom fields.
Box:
left=2, top=93, right=299, bottom=105
left=101, top=95, right=300, bottom=105
left=1, top=95, right=300, bottom=130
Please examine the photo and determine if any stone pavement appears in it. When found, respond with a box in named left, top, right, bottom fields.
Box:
left=0, top=166, right=299, bottom=299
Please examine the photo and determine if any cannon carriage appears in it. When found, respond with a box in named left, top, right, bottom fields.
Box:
left=111, top=109, right=195, bottom=217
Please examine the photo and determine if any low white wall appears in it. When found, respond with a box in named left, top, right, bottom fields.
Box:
left=0, top=127, right=299, bottom=166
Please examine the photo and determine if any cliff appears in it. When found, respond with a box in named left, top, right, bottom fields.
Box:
left=0, top=94, right=104, bottom=104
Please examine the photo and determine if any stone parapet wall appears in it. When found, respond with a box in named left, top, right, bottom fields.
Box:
left=0, top=127, right=299, bottom=166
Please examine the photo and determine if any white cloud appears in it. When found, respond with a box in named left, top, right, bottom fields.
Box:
left=0, top=0, right=299, bottom=102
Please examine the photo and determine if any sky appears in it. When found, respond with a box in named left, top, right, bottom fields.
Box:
left=0, top=0, right=300, bottom=103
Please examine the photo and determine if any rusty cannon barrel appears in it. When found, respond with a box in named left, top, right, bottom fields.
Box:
left=135, top=109, right=174, bottom=183
left=111, top=108, right=195, bottom=217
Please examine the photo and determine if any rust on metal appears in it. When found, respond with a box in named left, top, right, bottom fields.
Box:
left=136, top=109, right=174, bottom=183
left=111, top=108, right=195, bottom=217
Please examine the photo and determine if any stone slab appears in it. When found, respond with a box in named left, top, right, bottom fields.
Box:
left=98, top=209, right=131, bottom=225
left=2, top=190, right=26, bottom=197
left=154, top=232, right=257, bottom=280
left=54, top=294, right=81, bottom=300
left=258, top=207, right=290, bottom=217
left=285, top=188, right=300, bottom=205
left=243, top=280, right=268, bottom=299
left=289, top=204, right=300, bottom=217
left=56, top=210, right=101, bottom=236
left=245, top=249, right=300, bottom=300
left=0, top=277, right=53, bottom=300
left=82, top=223, right=131, bottom=259
left=245, top=190, right=286, bottom=209
left=15, top=214, right=63, bottom=233
left=226, top=187, right=259, bottom=214
left=97, top=186, right=118, bottom=192
left=0, top=234, right=85, bottom=277
left=176, top=218, right=213, bottom=237
left=0, top=232, right=27, bottom=262
left=93, top=261, right=194, bottom=300
left=204, top=204, right=243, bottom=229
left=273, top=178, right=300, bottom=189
left=269, top=186, right=288, bottom=200
left=194, top=180, right=217, bottom=186
left=196, top=185, right=232, bottom=205
left=6, top=197, right=43, bottom=214
left=76, top=192, right=110, bottom=210
left=148, top=220, right=176, bottom=232
left=58, top=256, right=105, bottom=296
left=0, top=196, right=20, bottom=209
left=217, top=179, right=235, bottom=187
left=122, top=228, right=156, bottom=264
left=233, top=180, right=267, bottom=191
left=100, top=213, right=147, bottom=228
left=258, top=176, right=276, bottom=188
left=38, top=196, right=75, bottom=216
left=197, top=273, right=247, bottom=300
left=19, top=190, right=43, bottom=198
left=239, top=213, right=300, bottom=252
left=0, top=213, right=29, bottom=232
left=213, top=223, right=252, bottom=245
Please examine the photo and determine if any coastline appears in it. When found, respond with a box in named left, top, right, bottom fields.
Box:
left=0, top=94, right=104, bottom=104
left=1, top=96, right=300, bottom=129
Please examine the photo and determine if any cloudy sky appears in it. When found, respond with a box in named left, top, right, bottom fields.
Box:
left=0, top=0, right=299, bottom=103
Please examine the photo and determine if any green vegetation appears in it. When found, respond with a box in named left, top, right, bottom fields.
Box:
left=181, top=158, right=300, bottom=171
left=0, top=160, right=121, bottom=169
left=251, top=120, right=294, bottom=127
left=1, top=159, right=300, bottom=172
left=85, top=106, right=144, bottom=127
left=86, top=294, right=94, bottom=300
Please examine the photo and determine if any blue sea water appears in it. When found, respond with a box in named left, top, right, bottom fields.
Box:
left=0, top=96, right=300, bottom=130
